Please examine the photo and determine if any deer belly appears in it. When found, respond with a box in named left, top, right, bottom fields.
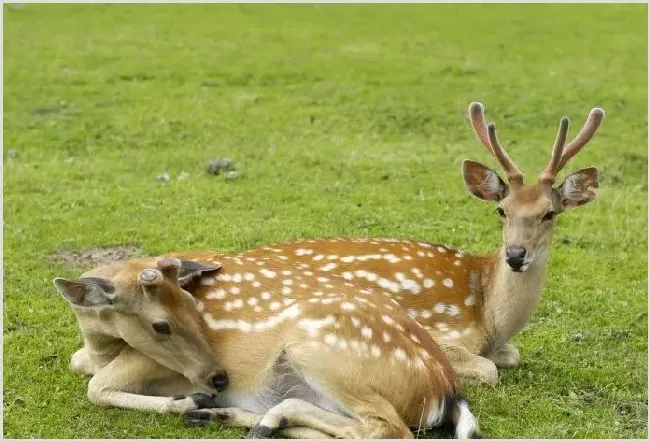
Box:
left=218, top=355, right=345, bottom=416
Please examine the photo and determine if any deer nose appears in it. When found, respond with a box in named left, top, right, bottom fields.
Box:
left=505, top=246, right=527, bottom=271
left=211, top=371, right=229, bottom=392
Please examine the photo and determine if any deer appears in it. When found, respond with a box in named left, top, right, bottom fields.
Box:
left=204, top=102, right=605, bottom=385
left=54, top=255, right=482, bottom=438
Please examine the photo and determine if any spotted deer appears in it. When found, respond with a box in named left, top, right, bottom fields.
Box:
left=54, top=256, right=481, bottom=438
left=212, top=102, right=605, bottom=384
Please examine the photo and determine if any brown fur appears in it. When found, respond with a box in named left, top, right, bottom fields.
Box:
left=58, top=255, right=478, bottom=438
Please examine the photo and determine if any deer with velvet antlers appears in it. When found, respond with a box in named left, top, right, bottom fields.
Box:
left=223, top=101, right=605, bottom=384
left=54, top=256, right=481, bottom=438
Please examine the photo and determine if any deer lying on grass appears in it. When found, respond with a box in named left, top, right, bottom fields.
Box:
left=55, top=256, right=481, bottom=438
left=211, top=102, right=605, bottom=384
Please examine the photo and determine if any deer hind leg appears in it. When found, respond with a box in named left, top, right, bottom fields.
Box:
left=485, top=343, right=520, bottom=368
left=184, top=404, right=337, bottom=439
left=438, top=342, right=499, bottom=385
left=278, top=426, right=334, bottom=439
left=247, top=398, right=370, bottom=439
left=87, top=346, right=218, bottom=414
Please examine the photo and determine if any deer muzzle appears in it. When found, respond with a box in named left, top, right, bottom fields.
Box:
left=505, top=245, right=527, bottom=272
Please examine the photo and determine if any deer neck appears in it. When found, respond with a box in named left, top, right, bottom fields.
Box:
left=478, top=248, right=550, bottom=352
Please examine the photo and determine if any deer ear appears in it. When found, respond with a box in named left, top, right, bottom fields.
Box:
left=462, top=160, right=508, bottom=202
left=177, top=260, right=222, bottom=286
left=556, top=167, right=599, bottom=208
left=53, top=277, right=116, bottom=308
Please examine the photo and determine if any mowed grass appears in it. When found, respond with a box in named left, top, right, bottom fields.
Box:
left=3, top=3, right=647, bottom=439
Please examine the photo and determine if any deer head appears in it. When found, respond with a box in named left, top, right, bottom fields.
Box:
left=54, top=257, right=228, bottom=392
left=463, top=102, right=604, bottom=272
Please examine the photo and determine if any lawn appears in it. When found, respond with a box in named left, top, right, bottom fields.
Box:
left=3, top=3, right=647, bottom=439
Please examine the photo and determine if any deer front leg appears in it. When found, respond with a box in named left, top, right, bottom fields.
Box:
left=87, top=346, right=218, bottom=414
left=485, top=343, right=520, bottom=368
left=438, top=342, right=499, bottom=385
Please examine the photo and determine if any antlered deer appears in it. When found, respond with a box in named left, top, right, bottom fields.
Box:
left=55, top=256, right=481, bottom=438
left=209, top=102, right=605, bottom=384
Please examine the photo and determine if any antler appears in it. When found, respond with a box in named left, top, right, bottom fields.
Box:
left=468, top=102, right=524, bottom=186
left=539, top=108, right=605, bottom=184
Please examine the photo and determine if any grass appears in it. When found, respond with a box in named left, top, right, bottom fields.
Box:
left=3, top=3, right=647, bottom=439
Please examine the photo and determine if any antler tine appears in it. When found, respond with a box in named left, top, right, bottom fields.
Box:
left=487, top=123, right=524, bottom=185
left=468, top=102, right=494, bottom=154
left=556, top=108, right=605, bottom=172
left=538, top=117, right=570, bottom=184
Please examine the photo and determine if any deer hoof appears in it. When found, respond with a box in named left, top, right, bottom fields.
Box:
left=184, top=409, right=213, bottom=427
left=247, top=425, right=274, bottom=438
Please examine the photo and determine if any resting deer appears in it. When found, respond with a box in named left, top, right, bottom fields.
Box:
left=54, top=256, right=481, bottom=438
left=207, top=102, right=605, bottom=384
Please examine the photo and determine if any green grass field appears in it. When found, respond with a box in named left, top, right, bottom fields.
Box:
left=3, top=4, right=647, bottom=439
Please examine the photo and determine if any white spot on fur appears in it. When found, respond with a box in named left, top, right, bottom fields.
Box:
left=401, top=279, right=421, bottom=294
left=342, top=271, right=354, bottom=280
left=423, top=278, right=435, bottom=289
left=230, top=287, right=241, bottom=295
left=217, top=273, right=232, bottom=282
left=442, top=278, right=454, bottom=288
left=320, top=263, right=337, bottom=271
left=282, top=287, right=292, bottom=295
left=261, top=292, right=271, bottom=300
left=295, top=248, right=313, bottom=256
left=200, top=277, right=215, bottom=286
left=351, top=317, right=361, bottom=328
left=361, top=327, right=372, bottom=339
left=206, top=289, right=226, bottom=300
left=260, top=269, right=276, bottom=279
left=382, top=331, right=392, bottom=343
left=269, top=301, right=281, bottom=311
left=394, top=348, right=407, bottom=361
left=340, top=302, right=355, bottom=311
left=247, top=298, right=258, bottom=306
left=465, top=295, right=476, bottom=306
left=437, top=246, right=447, bottom=253
left=371, top=345, right=381, bottom=357
left=297, top=315, right=335, bottom=337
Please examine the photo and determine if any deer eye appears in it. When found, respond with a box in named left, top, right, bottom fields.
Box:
left=496, top=207, right=506, bottom=218
left=152, top=321, right=171, bottom=335
left=542, top=211, right=556, bottom=221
